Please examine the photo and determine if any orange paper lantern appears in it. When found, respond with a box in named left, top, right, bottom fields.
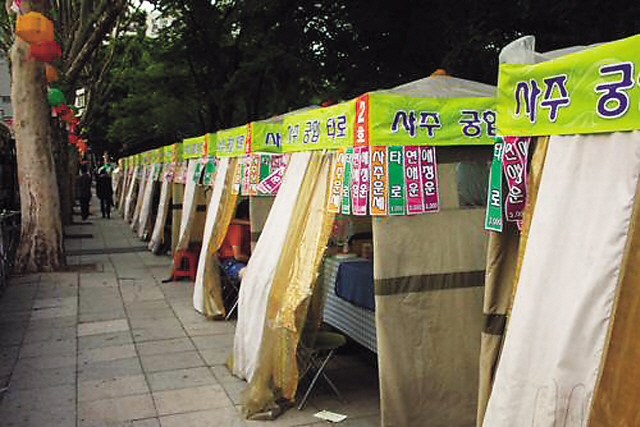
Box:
left=15, top=12, right=54, bottom=43
left=45, top=64, right=58, bottom=82
left=30, top=40, right=61, bottom=63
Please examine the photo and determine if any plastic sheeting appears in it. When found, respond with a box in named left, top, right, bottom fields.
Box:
left=240, top=151, right=334, bottom=418
left=130, top=166, right=149, bottom=230
left=233, top=152, right=312, bottom=382
left=192, top=157, right=233, bottom=316
left=148, top=177, right=172, bottom=254
left=123, top=166, right=140, bottom=222
left=483, top=132, right=640, bottom=426
left=136, top=168, right=158, bottom=239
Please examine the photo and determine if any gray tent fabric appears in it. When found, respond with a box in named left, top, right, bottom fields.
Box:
left=373, top=160, right=488, bottom=427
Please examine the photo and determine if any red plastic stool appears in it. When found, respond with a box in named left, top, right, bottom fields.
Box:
left=173, top=249, right=198, bottom=281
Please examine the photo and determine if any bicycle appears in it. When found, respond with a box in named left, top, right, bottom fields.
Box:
left=0, top=210, right=20, bottom=295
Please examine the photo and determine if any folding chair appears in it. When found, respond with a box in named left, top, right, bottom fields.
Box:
left=296, top=330, right=347, bottom=410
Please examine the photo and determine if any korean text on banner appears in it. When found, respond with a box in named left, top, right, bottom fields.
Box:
left=350, top=147, right=361, bottom=214
left=369, top=94, right=496, bottom=146
left=283, top=101, right=354, bottom=152
left=497, top=34, right=640, bottom=136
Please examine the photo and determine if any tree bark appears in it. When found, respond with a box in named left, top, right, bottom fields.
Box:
left=11, top=38, right=64, bottom=272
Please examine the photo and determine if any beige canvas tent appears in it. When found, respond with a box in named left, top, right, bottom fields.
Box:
left=229, top=73, right=495, bottom=426
left=480, top=35, right=640, bottom=427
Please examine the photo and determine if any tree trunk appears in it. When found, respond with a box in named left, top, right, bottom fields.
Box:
left=11, top=38, right=64, bottom=272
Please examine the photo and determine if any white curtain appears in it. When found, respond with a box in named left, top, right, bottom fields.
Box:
left=193, top=158, right=230, bottom=314
left=483, top=132, right=640, bottom=426
left=232, top=151, right=311, bottom=381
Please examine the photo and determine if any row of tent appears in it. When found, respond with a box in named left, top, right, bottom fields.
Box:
left=110, top=35, right=640, bottom=426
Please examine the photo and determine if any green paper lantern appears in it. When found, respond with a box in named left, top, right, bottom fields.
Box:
left=47, top=88, right=66, bottom=106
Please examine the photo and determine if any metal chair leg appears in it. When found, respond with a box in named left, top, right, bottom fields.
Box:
left=297, top=349, right=335, bottom=410
left=225, top=298, right=239, bottom=320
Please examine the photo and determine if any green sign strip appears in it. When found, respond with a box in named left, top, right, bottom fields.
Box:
left=369, top=94, right=496, bottom=147
left=484, top=140, right=504, bottom=232
left=283, top=101, right=354, bottom=152
left=341, top=148, right=353, bottom=214
left=497, top=34, right=640, bottom=136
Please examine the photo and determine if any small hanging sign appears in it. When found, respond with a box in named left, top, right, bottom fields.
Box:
left=341, top=148, right=353, bottom=215
left=419, top=146, right=439, bottom=212
left=403, top=146, right=423, bottom=215
left=503, top=136, right=530, bottom=228
left=369, top=146, right=388, bottom=215
left=485, top=140, right=505, bottom=232
left=388, top=146, right=405, bottom=215
left=350, top=146, right=362, bottom=214
left=327, top=149, right=344, bottom=213
left=353, top=147, right=369, bottom=215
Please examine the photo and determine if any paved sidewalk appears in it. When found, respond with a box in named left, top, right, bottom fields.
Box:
left=0, top=201, right=379, bottom=426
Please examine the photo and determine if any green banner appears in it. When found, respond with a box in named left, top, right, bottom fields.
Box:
left=484, top=140, right=504, bottom=232
left=387, top=146, right=405, bottom=215
left=216, top=125, right=251, bottom=157
left=369, top=94, right=496, bottom=146
left=251, top=121, right=283, bottom=153
left=497, top=34, right=640, bottom=136
left=216, top=125, right=250, bottom=157
left=341, top=148, right=353, bottom=214
left=283, top=102, right=354, bottom=152
left=183, top=135, right=205, bottom=159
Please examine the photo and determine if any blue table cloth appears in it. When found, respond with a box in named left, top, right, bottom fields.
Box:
left=334, top=259, right=375, bottom=311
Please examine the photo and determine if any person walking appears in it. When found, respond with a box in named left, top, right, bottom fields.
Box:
left=77, top=164, right=92, bottom=221
left=96, top=166, right=114, bottom=219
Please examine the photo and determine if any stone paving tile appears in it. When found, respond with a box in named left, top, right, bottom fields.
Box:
left=78, top=393, right=156, bottom=426
left=140, top=350, right=204, bottom=373
left=243, top=404, right=322, bottom=427
left=134, top=418, right=161, bottom=427
left=78, top=318, right=130, bottom=337
left=79, top=375, right=150, bottom=402
left=29, top=304, right=77, bottom=320
left=79, top=343, right=138, bottom=364
left=191, top=333, right=235, bottom=351
left=79, top=331, right=134, bottom=350
left=79, top=307, right=128, bottom=323
left=135, top=337, right=196, bottom=356
left=0, top=383, right=75, bottom=412
left=29, top=314, right=77, bottom=329
left=132, top=324, right=187, bottom=342
left=152, top=384, right=232, bottom=416
left=12, top=353, right=76, bottom=370
left=159, top=406, right=246, bottom=427
left=22, top=325, right=76, bottom=343
left=200, top=347, right=231, bottom=366
left=147, top=366, right=217, bottom=392
left=9, top=364, right=76, bottom=390
left=78, top=357, right=143, bottom=382
left=19, top=337, right=76, bottom=358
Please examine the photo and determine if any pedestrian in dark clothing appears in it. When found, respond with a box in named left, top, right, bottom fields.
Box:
left=77, top=165, right=92, bottom=220
left=96, top=168, right=113, bottom=218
